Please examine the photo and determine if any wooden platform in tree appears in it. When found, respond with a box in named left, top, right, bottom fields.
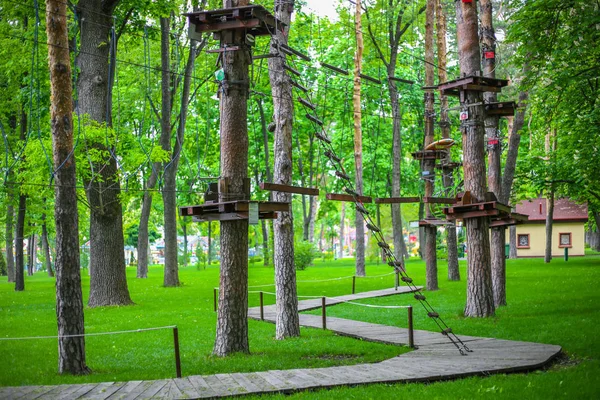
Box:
left=443, top=201, right=512, bottom=220
left=436, top=161, right=462, bottom=170
left=412, top=150, right=449, bottom=160
left=490, top=212, right=529, bottom=227
left=437, top=75, right=509, bottom=97
left=186, top=5, right=284, bottom=37
left=1, top=288, right=561, bottom=399
left=485, top=101, right=516, bottom=117
left=179, top=201, right=289, bottom=222
left=419, top=218, right=455, bottom=227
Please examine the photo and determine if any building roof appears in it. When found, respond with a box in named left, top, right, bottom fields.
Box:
left=516, top=198, right=588, bottom=223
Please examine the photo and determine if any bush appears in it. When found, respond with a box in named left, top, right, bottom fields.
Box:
left=0, top=251, right=6, bottom=276
left=320, top=251, right=333, bottom=261
left=249, top=256, right=262, bottom=264
left=294, top=241, right=316, bottom=270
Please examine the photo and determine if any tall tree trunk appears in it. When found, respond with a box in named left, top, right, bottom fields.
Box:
left=545, top=191, right=555, bottom=263
left=455, top=0, right=495, bottom=317
left=390, top=85, right=406, bottom=262
left=137, top=164, right=159, bottom=278
left=590, top=211, right=600, bottom=251
left=268, top=0, right=300, bottom=340
left=257, top=98, right=271, bottom=266
left=182, top=219, right=188, bottom=267
left=424, top=0, right=438, bottom=290
left=436, top=0, right=459, bottom=280
left=41, top=215, right=54, bottom=277
left=159, top=17, right=179, bottom=287
left=481, top=0, right=505, bottom=307
left=418, top=201, right=425, bottom=259
left=46, top=0, right=90, bottom=374
left=509, top=225, right=518, bottom=258
left=5, top=183, right=15, bottom=282
left=207, top=221, right=213, bottom=265
left=14, top=110, right=27, bottom=291
left=353, top=0, right=366, bottom=276
left=77, top=0, right=132, bottom=307
left=339, top=203, right=345, bottom=258
left=27, top=235, right=34, bottom=276
left=213, top=0, right=252, bottom=355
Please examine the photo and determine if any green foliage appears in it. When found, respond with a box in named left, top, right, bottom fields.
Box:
left=0, top=251, right=6, bottom=276
left=294, top=241, right=316, bottom=270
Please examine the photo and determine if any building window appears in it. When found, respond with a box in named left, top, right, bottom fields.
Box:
left=517, top=234, right=530, bottom=249
left=559, top=232, right=572, bottom=248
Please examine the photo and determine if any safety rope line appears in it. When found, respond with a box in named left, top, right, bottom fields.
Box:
left=277, top=49, right=472, bottom=356
left=0, top=326, right=177, bottom=341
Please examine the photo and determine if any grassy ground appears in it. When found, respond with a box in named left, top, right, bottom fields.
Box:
left=1, top=255, right=599, bottom=399
left=0, top=260, right=408, bottom=387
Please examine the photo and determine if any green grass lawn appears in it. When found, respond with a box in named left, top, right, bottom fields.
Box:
left=1, top=255, right=599, bottom=399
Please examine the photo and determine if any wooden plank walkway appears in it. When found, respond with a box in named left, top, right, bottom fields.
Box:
left=0, top=287, right=561, bottom=400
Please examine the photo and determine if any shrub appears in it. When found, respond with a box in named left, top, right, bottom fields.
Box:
left=0, top=251, right=6, bottom=276
left=249, top=256, right=263, bottom=264
left=294, top=241, right=316, bottom=270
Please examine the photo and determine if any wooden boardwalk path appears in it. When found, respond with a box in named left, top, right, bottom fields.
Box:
left=0, top=287, right=561, bottom=399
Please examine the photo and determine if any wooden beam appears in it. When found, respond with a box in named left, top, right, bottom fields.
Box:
left=326, top=193, right=372, bottom=203
left=374, top=197, right=420, bottom=204
left=259, top=182, right=319, bottom=196
left=423, top=197, right=457, bottom=204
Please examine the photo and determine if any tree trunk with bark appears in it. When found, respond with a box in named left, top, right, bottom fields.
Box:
left=455, top=0, right=495, bottom=317
left=436, top=0, right=459, bottom=281
left=213, top=0, right=252, bottom=355
left=545, top=191, right=555, bottom=263
left=589, top=211, right=600, bottom=251
left=365, top=4, right=424, bottom=265
left=268, top=0, right=300, bottom=340
left=137, top=164, right=159, bottom=278
left=257, top=98, right=271, bottom=266
left=5, top=185, right=15, bottom=282
left=46, top=0, right=90, bottom=374
left=41, top=216, right=54, bottom=277
left=27, top=234, right=35, bottom=276
left=76, top=0, right=132, bottom=307
left=353, top=0, right=366, bottom=276
left=509, top=225, right=518, bottom=258
left=481, top=0, right=505, bottom=307
left=14, top=111, right=27, bottom=291
left=424, top=0, right=437, bottom=290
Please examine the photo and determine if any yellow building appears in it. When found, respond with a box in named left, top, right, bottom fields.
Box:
left=511, top=198, right=588, bottom=257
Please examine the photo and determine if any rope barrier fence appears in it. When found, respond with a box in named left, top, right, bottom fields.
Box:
left=0, top=325, right=182, bottom=378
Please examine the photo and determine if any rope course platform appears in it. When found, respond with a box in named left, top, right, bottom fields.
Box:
left=485, top=101, right=516, bottom=117
left=185, top=5, right=285, bottom=38
left=412, top=150, right=449, bottom=160
left=437, top=74, right=509, bottom=97
left=0, top=289, right=562, bottom=400
left=326, top=193, right=373, bottom=203
left=179, top=201, right=289, bottom=222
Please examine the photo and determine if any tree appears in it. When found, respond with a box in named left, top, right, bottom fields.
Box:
left=268, top=0, right=300, bottom=340
left=353, top=0, right=366, bottom=277
left=423, top=0, right=437, bottom=290
left=455, top=0, right=495, bottom=317
left=45, top=0, right=90, bottom=374
left=213, top=0, right=252, bottom=355
left=481, top=0, right=505, bottom=306
left=365, top=0, right=424, bottom=263
left=76, top=0, right=133, bottom=307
